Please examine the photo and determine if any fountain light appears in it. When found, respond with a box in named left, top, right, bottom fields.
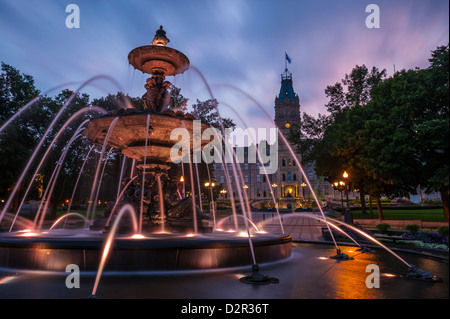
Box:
left=0, top=275, right=16, bottom=285
left=21, top=231, right=38, bottom=237
left=238, top=231, right=251, bottom=237
left=130, top=234, right=146, bottom=239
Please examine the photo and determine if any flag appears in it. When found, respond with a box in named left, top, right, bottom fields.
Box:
left=285, top=52, right=292, bottom=64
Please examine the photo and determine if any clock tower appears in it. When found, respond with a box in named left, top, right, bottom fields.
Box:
left=273, top=66, right=304, bottom=211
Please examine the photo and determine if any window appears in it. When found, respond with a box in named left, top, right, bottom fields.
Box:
left=282, top=174, right=286, bottom=181
left=282, top=159, right=286, bottom=167
left=228, top=164, right=232, bottom=171
left=220, top=175, right=224, bottom=183
left=244, top=175, right=249, bottom=183
left=293, top=174, right=297, bottom=181
left=288, top=172, right=292, bottom=181
left=257, top=175, right=261, bottom=183
left=213, top=164, right=216, bottom=170
left=244, top=163, right=248, bottom=170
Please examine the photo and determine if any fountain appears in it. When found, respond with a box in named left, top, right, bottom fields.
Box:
left=0, top=26, right=447, bottom=299
left=0, top=27, right=291, bottom=285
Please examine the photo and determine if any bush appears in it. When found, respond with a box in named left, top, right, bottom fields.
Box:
left=376, top=223, right=391, bottom=234
left=405, top=224, right=420, bottom=234
left=438, top=226, right=449, bottom=237
left=402, top=231, right=449, bottom=246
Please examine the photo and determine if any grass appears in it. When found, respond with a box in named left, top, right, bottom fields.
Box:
left=351, top=208, right=446, bottom=222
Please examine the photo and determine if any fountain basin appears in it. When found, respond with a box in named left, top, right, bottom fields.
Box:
left=0, top=233, right=292, bottom=272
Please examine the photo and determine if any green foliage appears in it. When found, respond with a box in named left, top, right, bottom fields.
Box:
left=288, top=45, right=449, bottom=221
left=438, top=226, right=449, bottom=237
left=191, top=98, right=235, bottom=130
left=376, top=223, right=391, bottom=234
left=169, top=86, right=188, bottom=111
left=405, top=224, right=420, bottom=234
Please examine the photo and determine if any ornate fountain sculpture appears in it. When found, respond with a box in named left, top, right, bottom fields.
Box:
left=84, top=26, right=210, bottom=232
left=129, top=25, right=189, bottom=113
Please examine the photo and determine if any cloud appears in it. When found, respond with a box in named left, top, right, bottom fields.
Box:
left=0, top=0, right=448, bottom=123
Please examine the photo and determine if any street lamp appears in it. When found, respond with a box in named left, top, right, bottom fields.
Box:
left=179, top=176, right=185, bottom=199
left=332, top=181, right=346, bottom=211
left=301, top=182, right=307, bottom=199
left=343, top=171, right=350, bottom=209
left=342, top=171, right=353, bottom=225
left=204, top=181, right=216, bottom=214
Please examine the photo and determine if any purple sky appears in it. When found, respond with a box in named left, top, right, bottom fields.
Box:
left=0, top=0, right=448, bottom=135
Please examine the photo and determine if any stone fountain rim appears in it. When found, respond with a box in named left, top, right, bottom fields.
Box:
left=0, top=233, right=292, bottom=250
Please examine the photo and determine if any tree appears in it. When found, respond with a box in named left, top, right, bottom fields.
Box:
left=0, top=62, right=43, bottom=213
left=324, top=65, right=386, bottom=116
left=92, top=92, right=142, bottom=111
left=355, top=45, right=448, bottom=221
left=289, top=65, right=387, bottom=214
left=169, top=86, right=188, bottom=111
left=191, top=98, right=235, bottom=131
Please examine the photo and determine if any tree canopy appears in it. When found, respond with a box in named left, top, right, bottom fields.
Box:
left=289, top=45, right=449, bottom=220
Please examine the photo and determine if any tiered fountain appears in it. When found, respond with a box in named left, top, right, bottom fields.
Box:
left=0, top=27, right=292, bottom=281
left=0, top=27, right=444, bottom=299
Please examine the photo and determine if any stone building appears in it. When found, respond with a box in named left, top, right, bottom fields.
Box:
left=213, top=65, right=334, bottom=210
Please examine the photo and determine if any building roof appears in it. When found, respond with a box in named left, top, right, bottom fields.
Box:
left=277, top=68, right=297, bottom=101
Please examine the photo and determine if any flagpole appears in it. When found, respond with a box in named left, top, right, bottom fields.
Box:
left=285, top=51, right=287, bottom=71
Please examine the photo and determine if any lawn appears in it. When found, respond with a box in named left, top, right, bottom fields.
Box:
left=350, top=208, right=446, bottom=222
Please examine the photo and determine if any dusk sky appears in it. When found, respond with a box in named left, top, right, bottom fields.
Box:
left=0, top=0, right=448, bottom=137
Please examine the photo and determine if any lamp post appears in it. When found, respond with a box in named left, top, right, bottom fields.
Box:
left=204, top=181, right=216, bottom=223
left=179, top=175, right=185, bottom=199
left=300, top=182, right=307, bottom=200
left=204, top=181, right=216, bottom=201
left=333, top=181, right=345, bottom=211
left=342, top=171, right=353, bottom=225
left=343, top=171, right=350, bottom=209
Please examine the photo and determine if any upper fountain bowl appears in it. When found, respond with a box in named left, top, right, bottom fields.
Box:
left=128, top=25, right=190, bottom=76
left=128, top=45, right=190, bottom=76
